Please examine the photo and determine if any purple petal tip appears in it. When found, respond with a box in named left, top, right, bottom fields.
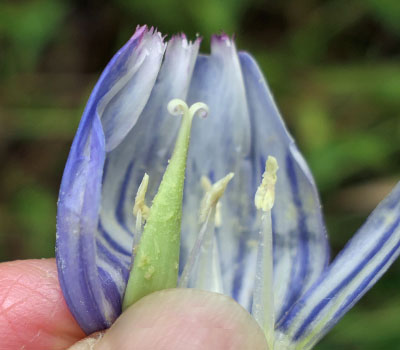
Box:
left=169, top=32, right=203, bottom=47
left=211, top=32, right=235, bottom=45
left=130, top=25, right=147, bottom=42
left=130, top=25, right=166, bottom=46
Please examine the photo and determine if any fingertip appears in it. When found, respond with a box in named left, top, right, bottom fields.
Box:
left=0, top=259, right=85, bottom=350
left=95, top=289, right=268, bottom=350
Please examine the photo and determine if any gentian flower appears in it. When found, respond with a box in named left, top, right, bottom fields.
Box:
left=56, top=25, right=400, bottom=349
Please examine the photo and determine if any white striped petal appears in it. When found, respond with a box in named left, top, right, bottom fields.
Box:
left=239, top=53, right=330, bottom=319
left=184, top=35, right=254, bottom=310
left=56, top=30, right=199, bottom=334
left=276, top=182, right=400, bottom=350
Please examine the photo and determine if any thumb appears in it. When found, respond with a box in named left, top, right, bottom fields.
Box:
left=68, top=289, right=268, bottom=350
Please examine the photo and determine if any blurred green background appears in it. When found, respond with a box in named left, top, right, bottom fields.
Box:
left=0, top=0, right=399, bottom=348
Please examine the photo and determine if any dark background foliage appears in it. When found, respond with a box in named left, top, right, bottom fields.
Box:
left=0, top=0, right=399, bottom=348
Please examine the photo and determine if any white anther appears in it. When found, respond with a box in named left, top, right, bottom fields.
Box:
left=201, top=176, right=223, bottom=227
left=133, top=173, right=150, bottom=220
left=255, top=156, right=279, bottom=212
left=199, top=173, right=234, bottom=224
left=201, top=176, right=212, bottom=192
left=214, top=203, right=223, bottom=227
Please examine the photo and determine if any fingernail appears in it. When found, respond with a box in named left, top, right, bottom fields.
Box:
left=67, top=332, right=104, bottom=350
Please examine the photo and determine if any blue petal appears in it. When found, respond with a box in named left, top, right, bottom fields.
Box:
left=276, top=182, right=400, bottom=350
left=56, top=115, right=108, bottom=332
left=239, top=52, right=330, bottom=319
left=56, top=26, right=166, bottom=333
left=100, top=28, right=166, bottom=151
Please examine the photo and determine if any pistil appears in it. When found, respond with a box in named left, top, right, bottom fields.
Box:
left=122, top=99, right=208, bottom=310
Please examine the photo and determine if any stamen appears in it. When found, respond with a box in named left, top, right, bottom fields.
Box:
left=215, top=202, right=223, bottom=228
left=199, top=173, right=234, bottom=223
left=200, top=176, right=224, bottom=227
left=179, top=173, right=234, bottom=292
left=131, top=173, right=150, bottom=258
left=255, top=156, right=278, bottom=212
left=122, top=99, right=207, bottom=310
left=133, top=173, right=150, bottom=220
left=252, top=156, right=279, bottom=349
left=201, top=176, right=212, bottom=191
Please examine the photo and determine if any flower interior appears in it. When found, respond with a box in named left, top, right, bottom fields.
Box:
left=56, top=25, right=400, bottom=350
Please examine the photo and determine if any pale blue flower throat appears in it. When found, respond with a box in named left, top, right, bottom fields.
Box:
left=122, top=98, right=279, bottom=350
